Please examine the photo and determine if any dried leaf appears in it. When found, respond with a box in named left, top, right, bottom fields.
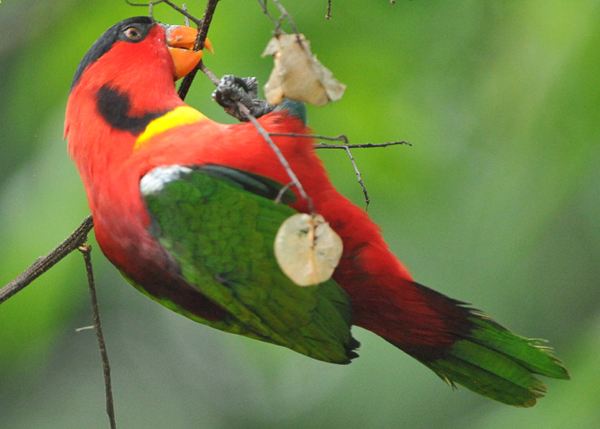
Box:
left=274, top=213, right=343, bottom=287
left=262, top=34, right=346, bottom=106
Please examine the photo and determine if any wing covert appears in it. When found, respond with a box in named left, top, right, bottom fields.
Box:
left=141, top=164, right=357, bottom=363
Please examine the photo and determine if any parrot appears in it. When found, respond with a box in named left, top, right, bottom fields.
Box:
left=64, top=16, right=569, bottom=406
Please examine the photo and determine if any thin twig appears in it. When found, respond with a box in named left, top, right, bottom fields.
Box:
left=161, top=0, right=202, bottom=25
left=257, top=0, right=306, bottom=53
left=342, top=146, right=370, bottom=209
left=79, top=244, right=116, bottom=429
left=326, top=0, right=332, bottom=20
left=269, top=0, right=301, bottom=34
left=315, top=141, right=410, bottom=209
left=177, top=0, right=220, bottom=100
left=125, top=1, right=202, bottom=25
left=257, top=0, right=285, bottom=34
left=0, top=216, right=93, bottom=304
left=182, top=4, right=191, bottom=27
left=239, top=103, right=315, bottom=212
left=269, top=132, right=348, bottom=143
left=275, top=181, right=294, bottom=204
left=316, top=141, right=412, bottom=149
left=200, top=62, right=220, bottom=85
left=269, top=131, right=412, bottom=152
left=257, top=1, right=277, bottom=25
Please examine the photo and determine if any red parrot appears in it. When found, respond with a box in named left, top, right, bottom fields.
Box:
left=65, top=17, right=568, bottom=406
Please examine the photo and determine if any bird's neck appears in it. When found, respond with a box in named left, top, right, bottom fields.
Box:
left=65, top=74, right=184, bottom=191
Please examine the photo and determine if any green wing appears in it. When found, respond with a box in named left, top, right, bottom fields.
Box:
left=140, top=165, right=358, bottom=364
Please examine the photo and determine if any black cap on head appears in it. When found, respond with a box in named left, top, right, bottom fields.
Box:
left=71, top=16, right=156, bottom=90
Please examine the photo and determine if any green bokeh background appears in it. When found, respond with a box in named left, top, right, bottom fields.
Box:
left=1, top=1, right=599, bottom=427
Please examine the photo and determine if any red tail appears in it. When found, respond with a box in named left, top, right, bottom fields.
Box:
left=355, top=278, right=473, bottom=361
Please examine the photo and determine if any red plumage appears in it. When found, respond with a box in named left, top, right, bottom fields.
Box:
left=65, top=19, right=471, bottom=362
left=65, top=18, right=571, bottom=406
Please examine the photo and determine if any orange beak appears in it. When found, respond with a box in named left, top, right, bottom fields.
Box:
left=164, top=25, right=214, bottom=80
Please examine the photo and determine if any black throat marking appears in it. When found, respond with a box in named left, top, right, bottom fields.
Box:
left=96, top=85, right=167, bottom=134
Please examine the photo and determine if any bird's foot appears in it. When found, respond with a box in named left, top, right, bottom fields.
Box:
left=212, top=75, right=274, bottom=121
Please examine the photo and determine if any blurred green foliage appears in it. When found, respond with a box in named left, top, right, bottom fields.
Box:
left=1, top=0, right=599, bottom=428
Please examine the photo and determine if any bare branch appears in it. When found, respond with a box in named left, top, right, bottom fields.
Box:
left=275, top=181, right=294, bottom=204
left=79, top=244, right=116, bottom=429
left=316, top=141, right=411, bottom=149
left=162, top=0, right=203, bottom=25
left=315, top=141, right=410, bottom=209
left=268, top=0, right=301, bottom=34
left=182, top=4, right=191, bottom=27
left=271, top=135, right=410, bottom=208
left=257, top=0, right=286, bottom=34
left=269, top=132, right=348, bottom=143
left=199, top=62, right=220, bottom=85
left=240, top=104, right=315, bottom=212
left=257, top=0, right=280, bottom=29
left=342, top=145, right=370, bottom=209
left=125, top=0, right=202, bottom=25
left=0, top=216, right=93, bottom=304
left=177, top=0, right=220, bottom=100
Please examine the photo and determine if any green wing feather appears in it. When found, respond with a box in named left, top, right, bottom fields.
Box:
left=141, top=165, right=357, bottom=364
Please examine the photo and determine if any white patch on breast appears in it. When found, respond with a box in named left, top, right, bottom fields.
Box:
left=140, top=165, right=193, bottom=195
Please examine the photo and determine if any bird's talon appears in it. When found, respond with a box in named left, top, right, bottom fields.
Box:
left=213, top=74, right=274, bottom=121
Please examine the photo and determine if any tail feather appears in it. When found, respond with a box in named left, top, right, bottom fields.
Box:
left=425, top=310, right=569, bottom=406
left=373, top=281, right=569, bottom=406
left=467, top=315, right=569, bottom=379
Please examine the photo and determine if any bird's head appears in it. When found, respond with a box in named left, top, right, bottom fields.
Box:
left=71, top=16, right=210, bottom=91
left=65, top=16, right=212, bottom=186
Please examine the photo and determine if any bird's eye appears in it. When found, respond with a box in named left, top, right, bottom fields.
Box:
left=123, top=26, right=143, bottom=41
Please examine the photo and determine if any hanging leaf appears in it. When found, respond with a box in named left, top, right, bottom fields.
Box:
left=274, top=213, right=343, bottom=287
left=262, top=34, right=346, bottom=106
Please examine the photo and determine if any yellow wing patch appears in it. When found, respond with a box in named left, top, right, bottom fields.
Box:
left=135, top=106, right=207, bottom=149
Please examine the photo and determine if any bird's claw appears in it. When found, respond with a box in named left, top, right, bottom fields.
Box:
left=212, top=75, right=274, bottom=121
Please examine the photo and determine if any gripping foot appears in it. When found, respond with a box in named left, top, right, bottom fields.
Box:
left=212, top=75, right=274, bottom=121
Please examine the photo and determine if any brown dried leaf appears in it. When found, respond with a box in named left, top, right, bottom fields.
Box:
left=262, top=34, right=346, bottom=106
left=274, top=213, right=343, bottom=287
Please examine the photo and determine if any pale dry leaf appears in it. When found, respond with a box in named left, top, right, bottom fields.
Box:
left=274, top=213, right=343, bottom=287
left=262, top=34, right=346, bottom=106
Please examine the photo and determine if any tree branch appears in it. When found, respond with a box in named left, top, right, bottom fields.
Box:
left=325, top=0, right=332, bottom=20
left=177, top=0, right=220, bottom=100
left=316, top=141, right=410, bottom=209
left=0, top=216, right=93, bottom=304
left=316, top=141, right=412, bottom=149
left=79, top=244, right=116, bottom=429
left=342, top=145, right=370, bottom=209
left=269, top=132, right=349, bottom=143
left=260, top=0, right=301, bottom=34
